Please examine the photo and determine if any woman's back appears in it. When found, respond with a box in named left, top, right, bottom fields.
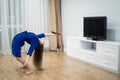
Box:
left=12, top=31, right=39, bottom=46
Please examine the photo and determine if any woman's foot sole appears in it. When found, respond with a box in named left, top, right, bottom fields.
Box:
left=24, top=70, right=33, bottom=75
left=51, top=31, right=61, bottom=35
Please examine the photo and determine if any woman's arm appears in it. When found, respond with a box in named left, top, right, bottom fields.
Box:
left=24, top=55, right=30, bottom=67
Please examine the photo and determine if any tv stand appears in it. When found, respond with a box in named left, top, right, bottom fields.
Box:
left=66, top=37, right=120, bottom=73
left=87, top=37, right=104, bottom=41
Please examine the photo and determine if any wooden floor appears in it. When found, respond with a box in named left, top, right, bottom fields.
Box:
left=0, top=51, right=120, bottom=80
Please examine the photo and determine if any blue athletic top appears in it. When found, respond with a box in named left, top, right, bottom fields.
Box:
left=12, top=31, right=45, bottom=57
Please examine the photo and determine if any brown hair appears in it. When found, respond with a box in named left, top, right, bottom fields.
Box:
left=33, top=44, right=44, bottom=70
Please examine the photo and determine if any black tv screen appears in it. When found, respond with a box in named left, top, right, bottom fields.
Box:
left=84, top=16, right=107, bottom=40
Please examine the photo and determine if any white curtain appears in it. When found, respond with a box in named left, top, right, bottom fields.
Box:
left=0, top=0, right=25, bottom=55
left=0, top=0, right=49, bottom=55
left=24, top=0, right=49, bottom=34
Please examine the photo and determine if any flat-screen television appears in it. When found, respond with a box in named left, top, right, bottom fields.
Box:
left=83, top=16, right=107, bottom=40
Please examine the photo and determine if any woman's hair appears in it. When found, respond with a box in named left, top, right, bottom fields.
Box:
left=33, top=44, right=44, bottom=70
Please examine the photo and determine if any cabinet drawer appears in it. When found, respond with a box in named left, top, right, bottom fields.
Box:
left=97, top=52, right=118, bottom=60
left=79, top=53, right=96, bottom=63
left=97, top=44, right=118, bottom=57
left=97, top=57, right=118, bottom=71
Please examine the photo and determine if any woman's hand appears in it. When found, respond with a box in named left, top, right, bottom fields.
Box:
left=23, top=61, right=28, bottom=68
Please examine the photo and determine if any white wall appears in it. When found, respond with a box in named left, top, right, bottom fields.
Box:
left=61, top=0, right=120, bottom=51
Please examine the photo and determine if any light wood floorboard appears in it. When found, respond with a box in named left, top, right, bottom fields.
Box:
left=0, top=51, right=120, bottom=80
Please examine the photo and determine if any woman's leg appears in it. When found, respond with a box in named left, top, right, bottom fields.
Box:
left=16, top=57, right=33, bottom=74
left=16, top=57, right=25, bottom=66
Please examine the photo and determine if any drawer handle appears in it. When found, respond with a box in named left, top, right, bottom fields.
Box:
left=103, top=62, right=110, bottom=65
left=104, top=50, right=110, bottom=53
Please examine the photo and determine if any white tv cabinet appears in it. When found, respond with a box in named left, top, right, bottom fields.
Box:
left=66, top=37, right=120, bottom=73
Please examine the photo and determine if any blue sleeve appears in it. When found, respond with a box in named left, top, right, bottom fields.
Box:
left=27, top=38, right=39, bottom=56
left=37, top=33, right=45, bottom=38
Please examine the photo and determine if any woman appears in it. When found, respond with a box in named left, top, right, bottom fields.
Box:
left=12, top=31, right=59, bottom=75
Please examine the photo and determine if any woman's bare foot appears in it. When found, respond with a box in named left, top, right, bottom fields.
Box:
left=24, top=69, right=33, bottom=75
left=23, top=63, right=33, bottom=75
left=51, top=31, right=61, bottom=35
